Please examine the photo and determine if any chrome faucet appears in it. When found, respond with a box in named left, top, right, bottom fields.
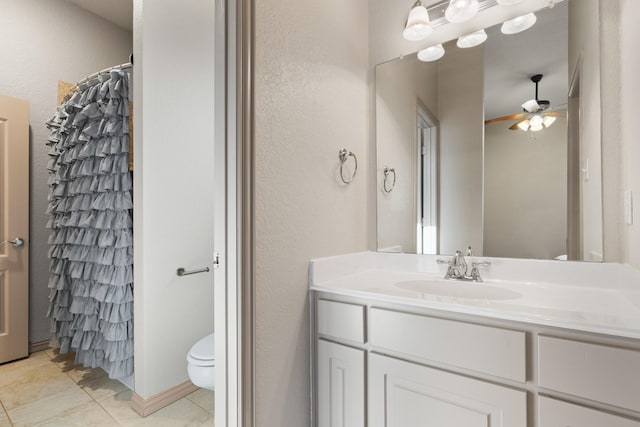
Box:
left=437, top=248, right=490, bottom=282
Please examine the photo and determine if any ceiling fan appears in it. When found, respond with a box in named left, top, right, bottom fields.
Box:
left=485, top=74, right=566, bottom=132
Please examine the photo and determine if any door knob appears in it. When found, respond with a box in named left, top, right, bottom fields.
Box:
left=10, top=237, right=24, bottom=247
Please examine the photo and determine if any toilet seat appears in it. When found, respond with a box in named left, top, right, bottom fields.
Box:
left=187, top=333, right=215, bottom=367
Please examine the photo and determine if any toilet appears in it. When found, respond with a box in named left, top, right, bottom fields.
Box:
left=187, top=333, right=215, bottom=390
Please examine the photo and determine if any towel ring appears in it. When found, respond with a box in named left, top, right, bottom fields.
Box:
left=383, top=167, right=396, bottom=193
left=339, top=148, right=358, bottom=184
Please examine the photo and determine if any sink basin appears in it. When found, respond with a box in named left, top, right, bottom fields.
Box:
left=395, top=280, right=522, bottom=300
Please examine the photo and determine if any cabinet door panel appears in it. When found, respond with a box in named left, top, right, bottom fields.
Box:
left=369, top=354, right=526, bottom=427
left=539, top=397, right=640, bottom=427
left=317, top=340, right=365, bottom=427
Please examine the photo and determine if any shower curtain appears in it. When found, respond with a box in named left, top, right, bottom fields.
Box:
left=45, top=69, right=133, bottom=379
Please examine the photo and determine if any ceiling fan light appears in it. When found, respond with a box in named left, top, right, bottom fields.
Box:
left=496, top=0, right=525, bottom=5
left=417, top=44, right=445, bottom=62
left=529, top=114, right=544, bottom=128
left=530, top=123, right=544, bottom=132
left=542, top=115, right=557, bottom=127
left=403, top=3, right=433, bottom=41
left=445, top=0, right=480, bottom=23
left=517, top=119, right=530, bottom=131
left=521, top=99, right=540, bottom=112
left=456, top=29, right=487, bottom=48
left=501, top=13, right=537, bottom=35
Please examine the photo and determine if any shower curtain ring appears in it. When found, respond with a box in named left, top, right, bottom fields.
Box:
left=339, top=148, right=358, bottom=184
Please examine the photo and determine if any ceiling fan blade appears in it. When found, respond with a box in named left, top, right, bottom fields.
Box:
left=509, top=118, right=528, bottom=130
left=546, top=111, right=566, bottom=117
left=485, top=113, right=524, bottom=125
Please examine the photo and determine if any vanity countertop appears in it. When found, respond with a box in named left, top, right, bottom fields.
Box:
left=309, top=252, right=640, bottom=340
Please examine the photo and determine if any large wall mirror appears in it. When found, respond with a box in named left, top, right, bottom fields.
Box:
left=376, top=0, right=604, bottom=261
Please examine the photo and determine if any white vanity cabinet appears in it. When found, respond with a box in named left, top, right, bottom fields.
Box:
left=369, top=354, right=526, bottom=427
left=317, top=340, right=365, bottom=427
left=312, top=293, right=640, bottom=427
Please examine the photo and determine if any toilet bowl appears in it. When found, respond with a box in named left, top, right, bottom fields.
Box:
left=187, top=333, right=215, bottom=390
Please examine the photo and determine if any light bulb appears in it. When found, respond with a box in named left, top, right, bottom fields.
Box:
left=403, top=3, right=433, bottom=41
left=417, top=44, right=445, bottom=62
left=517, top=119, right=530, bottom=131
left=445, top=0, right=480, bottom=23
left=530, top=123, right=544, bottom=132
left=456, top=29, right=487, bottom=48
left=543, top=115, right=557, bottom=127
left=501, top=13, right=537, bottom=35
left=529, top=114, right=544, bottom=128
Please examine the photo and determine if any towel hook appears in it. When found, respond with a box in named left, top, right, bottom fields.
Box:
left=338, top=148, right=358, bottom=184
left=383, top=167, right=396, bottom=193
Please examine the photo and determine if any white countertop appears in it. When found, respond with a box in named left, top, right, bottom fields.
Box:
left=309, top=252, right=640, bottom=339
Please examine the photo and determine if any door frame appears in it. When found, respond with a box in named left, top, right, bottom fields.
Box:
left=214, top=0, right=255, bottom=425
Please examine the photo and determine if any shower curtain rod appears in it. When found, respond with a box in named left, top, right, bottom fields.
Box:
left=76, top=61, right=132, bottom=87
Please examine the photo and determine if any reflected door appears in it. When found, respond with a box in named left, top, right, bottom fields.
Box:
left=0, top=94, right=29, bottom=364
left=416, top=103, right=438, bottom=254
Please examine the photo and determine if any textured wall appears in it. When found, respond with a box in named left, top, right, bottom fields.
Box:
left=0, top=0, right=132, bottom=343
left=254, top=0, right=370, bottom=423
left=484, top=119, right=568, bottom=259
left=133, top=0, right=216, bottom=398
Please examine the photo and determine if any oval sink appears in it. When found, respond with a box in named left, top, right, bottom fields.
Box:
left=395, top=280, right=522, bottom=300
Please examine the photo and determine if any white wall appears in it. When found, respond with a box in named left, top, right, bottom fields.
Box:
left=133, top=0, right=215, bottom=398
left=376, top=56, right=438, bottom=253
left=620, top=0, right=640, bottom=269
left=437, top=42, right=484, bottom=255
left=569, top=0, right=604, bottom=261
left=0, top=0, right=132, bottom=344
left=484, top=119, right=567, bottom=259
left=254, top=0, right=370, bottom=423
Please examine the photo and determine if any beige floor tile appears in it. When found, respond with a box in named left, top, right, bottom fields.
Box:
left=97, top=389, right=143, bottom=426
left=0, top=405, right=11, bottom=427
left=186, top=389, right=214, bottom=413
left=67, top=365, right=107, bottom=383
left=80, top=374, right=129, bottom=402
left=136, top=398, right=211, bottom=427
left=0, top=352, right=52, bottom=387
left=0, top=369, right=78, bottom=410
left=7, top=387, right=93, bottom=427
left=50, top=350, right=80, bottom=371
left=31, top=401, right=120, bottom=427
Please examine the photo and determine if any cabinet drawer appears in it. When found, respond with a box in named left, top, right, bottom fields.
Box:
left=317, top=299, right=365, bottom=343
left=539, top=396, right=640, bottom=427
left=538, top=336, right=640, bottom=412
left=370, top=308, right=526, bottom=382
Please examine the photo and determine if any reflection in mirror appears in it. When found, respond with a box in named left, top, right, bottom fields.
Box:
left=376, top=0, right=603, bottom=261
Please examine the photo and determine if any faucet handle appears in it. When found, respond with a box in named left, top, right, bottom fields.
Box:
left=466, top=246, right=473, bottom=256
left=470, top=261, right=490, bottom=282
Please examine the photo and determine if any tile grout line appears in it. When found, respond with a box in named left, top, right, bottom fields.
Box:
left=0, top=398, right=14, bottom=427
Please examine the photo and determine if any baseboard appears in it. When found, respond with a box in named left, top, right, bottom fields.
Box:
left=29, top=340, right=51, bottom=353
left=131, top=380, right=199, bottom=417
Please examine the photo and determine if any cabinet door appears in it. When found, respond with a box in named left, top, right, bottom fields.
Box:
left=539, top=397, right=640, bottom=427
left=317, top=339, right=365, bottom=427
left=369, top=354, right=526, bottom=427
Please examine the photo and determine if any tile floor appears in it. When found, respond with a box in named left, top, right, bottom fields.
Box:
left=0, top=349, right=213, bottom=426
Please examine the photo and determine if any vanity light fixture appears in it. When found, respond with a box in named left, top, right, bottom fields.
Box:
left=501, top=12, right=537, bottom=35
left=445, top=0, right=480, bottom=23
left=403, top=0, right=433, bottom=41
left=495, top=0, right=525, bottom=5
left=456, top=29, right=487, bottom=48
left=417, top=44, right=446, bottom=62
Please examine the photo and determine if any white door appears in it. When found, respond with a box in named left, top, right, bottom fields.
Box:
left=369, top=354, right=526, bottom=427
left=317, top=339, right=365, bottom=427
left=0, top=94, right=29, bottom=364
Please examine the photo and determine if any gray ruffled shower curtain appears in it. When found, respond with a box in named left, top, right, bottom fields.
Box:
left=45, top=69, right=133, bottom=379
